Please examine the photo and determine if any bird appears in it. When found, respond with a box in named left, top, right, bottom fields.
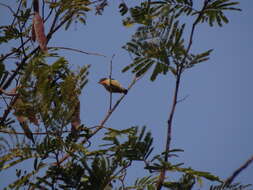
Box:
left=98, top=78, right=128, bottom=94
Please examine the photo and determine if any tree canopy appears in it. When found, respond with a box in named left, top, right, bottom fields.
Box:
left=0, top=0, right=251, bottom=190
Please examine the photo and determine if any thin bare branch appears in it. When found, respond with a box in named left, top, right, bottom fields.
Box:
left=109, top=54, right=115, bottom=110
left=0, top=129, right=71, bottom=135
left=49, top=46, right=106, bottom=57
left=0, top=2, right=15, bottom=15
left=177, top=94, right=189, bottom=104
left=224, top=155, right=253, bottom=186
left=0, top=39, right=30, bottom=62
left=156, top=1, right=210, bottom=189
left=0, top=95, right=19, bottom=126
left=0, top=88, right=18, bottom=96
left=107, top=161, right=132, bottom=188
left=11, top=0, right=22, bottom=26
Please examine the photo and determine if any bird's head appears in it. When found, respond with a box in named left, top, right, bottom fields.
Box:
left=98, top=78, right=108, bottom=85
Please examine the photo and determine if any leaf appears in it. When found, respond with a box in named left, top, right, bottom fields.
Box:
left=71, top=100, right=81, bottom=134
left=16, top=116, right=35, bottom=144
left=198, top=0, right=241, bottom=27
left=175, top=167, right=222, bottom=182
left=31, top=23, right=36, bottom=42
left=33, top=12, right=47, bottom=53
left=123, top=19, right=135, bottom=27
left=119, top=2, right=128, bottom=16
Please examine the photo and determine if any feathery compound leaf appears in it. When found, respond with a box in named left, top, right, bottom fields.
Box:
left=0, top=25, right=20, bottom=44
left=19, top=55, right=89, bottom=133
left=103, top=126, right=154, bottom=161
left=196, top=0, right=241, bottom=27
left=173, top=167, right=222, bottom=182
left=129, top=176, right=157, bottom=189
left=163, top=174, right=195, bottom=190
left=8, top=162, right=46, bottom=189
left=123, top=15, right=186, bottom=80
left=185, top=49, right=213, bottom=68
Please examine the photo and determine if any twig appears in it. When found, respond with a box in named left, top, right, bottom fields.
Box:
left=0, top=88, right=18, bottom=96
left=177, top=94, right=189, bottom=104
left=109, top=54, right=115, bottom=110
left=0, top=2, right=15, bottom=15
left=48, top=46, right=106, bottom=57
left=17, top=17, right=27, bottom=58
left=0, top=39, right=30, bottom=62
left=156, top=1, right=209, bottom=189
left=44, top=6, right=54, bottom=22
left=107, top=161, right=132, bottom=188
left=42, top=0, right=45, bottom=20
left=11, top=0, right=22, bottom=26
left=0, top=129, right=72, bottom=135
left=0, top=95, right=19, bottom=126
left=1, top=95, right=9, bottom=106
left=224, top=155, right=253, bottom=186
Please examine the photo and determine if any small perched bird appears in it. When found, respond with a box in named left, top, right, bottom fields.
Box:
left=98, top=78, right=128, bottom=94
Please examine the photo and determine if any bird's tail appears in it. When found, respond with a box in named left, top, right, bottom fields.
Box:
left=123, top=89, right=128, bottom=94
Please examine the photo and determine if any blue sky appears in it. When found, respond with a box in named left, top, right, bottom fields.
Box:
left=0, top=0, right=253, bottom=189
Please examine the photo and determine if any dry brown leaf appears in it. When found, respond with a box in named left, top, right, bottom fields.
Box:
left=33, top=12, right=47, bottom=53
left=31, top=23, right=36, bottom=42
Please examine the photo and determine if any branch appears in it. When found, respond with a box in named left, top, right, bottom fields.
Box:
left=0, top=95, right=19, bottom=126
left=0, top=39, right=30, bottom=62
left=48, top=46, right=106, bottom=57
left=0, top=129, right=72, bottom=135
left=156, top=1, right=209, bottom=189
left=0, top=88, right=18, bottom=96
left=109, top=54, right=115, bottom=110
left=224, top=155, right=253, bottom=186
left=0, top=2, right=15, bottom=15
left=17, top=15, right=28, bottom=58
left=107, top=161, right=132, bottom=188
left=11, top=0, right=22, bottom=26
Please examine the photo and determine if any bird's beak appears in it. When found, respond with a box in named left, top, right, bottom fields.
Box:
left=98, top=80, right=105, bottom=85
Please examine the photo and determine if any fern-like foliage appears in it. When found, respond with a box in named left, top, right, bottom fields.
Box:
left=18, top=54, right=89, bottom=133
left=210, top=183, right=252, bottom=190
left=48, top=0, right=91, bottom=29
left=163, top=174, right=195, bottom=190
left=196, top=0, right=241, bottom=27
left=121, top=0, right=240, bottom=81
left=102, top=126, right=154, bottom=161
left=122, top=15, right=183, bottom=81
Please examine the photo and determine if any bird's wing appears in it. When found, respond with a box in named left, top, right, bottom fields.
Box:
left=110, top=79, right=122, bottom=88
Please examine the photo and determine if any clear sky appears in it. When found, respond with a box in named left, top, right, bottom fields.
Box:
left=0, top=0, right=253, bottom=189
